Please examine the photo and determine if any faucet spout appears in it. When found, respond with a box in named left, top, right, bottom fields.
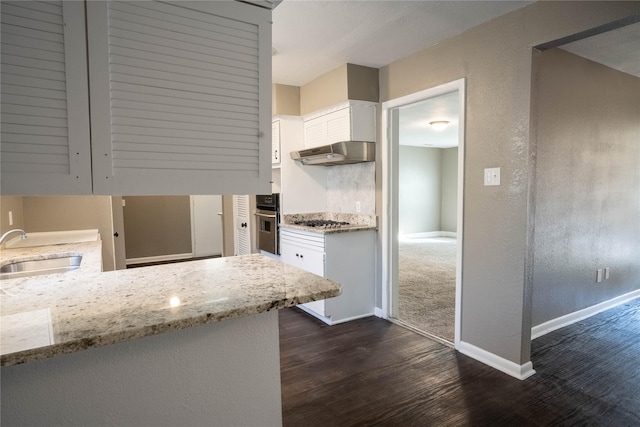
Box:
left=0, top=229, right=27, bottom=246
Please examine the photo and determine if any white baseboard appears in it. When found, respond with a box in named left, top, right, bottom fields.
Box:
left=126, top=253, right=193, bottom=265
left=374, top=307, right=385, bottom=318
left=399, top=231, right=457, bottom=240
left=458, top=341, right=536, bottom=380
left=531, top=290, right=640, bottom=340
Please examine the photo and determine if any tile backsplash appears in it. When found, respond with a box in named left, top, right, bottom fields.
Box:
left=326, top=162, right=375, bottom=214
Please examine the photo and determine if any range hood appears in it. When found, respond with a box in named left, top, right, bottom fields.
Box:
left=290, top=141, right=375, bottom=166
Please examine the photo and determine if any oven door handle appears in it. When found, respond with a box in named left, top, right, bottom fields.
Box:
left=254, top=212, right=277, bottom=218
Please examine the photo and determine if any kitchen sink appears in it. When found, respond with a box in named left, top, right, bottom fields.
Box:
left=0, top=255, right=83, bottom=280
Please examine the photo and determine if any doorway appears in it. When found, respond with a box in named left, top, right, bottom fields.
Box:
left=382, top=79, right=465, bottom=347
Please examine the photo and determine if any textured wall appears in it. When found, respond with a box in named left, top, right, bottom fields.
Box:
left=531, top=48, right=640, bottom=325
left=379, top=1, right=640, bottom=364
left=398, top=146, right=442, bottom=234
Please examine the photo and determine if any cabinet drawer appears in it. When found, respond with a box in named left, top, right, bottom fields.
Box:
left=280, top=228, right=325, bottom=250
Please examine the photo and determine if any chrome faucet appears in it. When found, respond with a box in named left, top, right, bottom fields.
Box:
left=0, top=229, right=27, bottom=246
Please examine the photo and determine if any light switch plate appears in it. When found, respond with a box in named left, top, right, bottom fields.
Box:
left=484, top=167, right=501, bottom=186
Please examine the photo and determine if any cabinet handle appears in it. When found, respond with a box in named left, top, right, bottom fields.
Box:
left=241, top=222, right=247, bottom=228
left=275, top=150, right=278, bottom=160
left=296, top=253, right=299, bottom=257
left=300, top=254, right=304, bottom=259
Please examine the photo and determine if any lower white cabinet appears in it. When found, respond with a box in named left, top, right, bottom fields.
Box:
left=280, top=227, right=375, bottom=325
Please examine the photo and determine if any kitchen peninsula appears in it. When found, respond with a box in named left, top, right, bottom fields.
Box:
left=1, top=244, right=341, bottom=426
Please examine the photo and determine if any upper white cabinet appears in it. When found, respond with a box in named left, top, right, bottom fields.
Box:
left=271, top=120, right=280, bottom=166
left=1, top=1, right=272, bottom=196
left=303, top=101, right=376, bottom=149
left=1, top=1, right=92, bottom=195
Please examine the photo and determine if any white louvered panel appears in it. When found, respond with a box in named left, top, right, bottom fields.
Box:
left=0, top=1, right=91, bottom=194
left=325, top=108, right=351, bottom=144
left=234, top=195, right=251, bottom=256
left=88, top=0, right=269, bottom=195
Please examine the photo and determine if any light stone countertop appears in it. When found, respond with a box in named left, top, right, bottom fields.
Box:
left=0, top=246, right=340, bottom=367
left=281, top=212, right=377, bottom=234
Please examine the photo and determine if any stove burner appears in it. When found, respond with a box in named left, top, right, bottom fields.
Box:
left=294, top=219, right=350, bottom=228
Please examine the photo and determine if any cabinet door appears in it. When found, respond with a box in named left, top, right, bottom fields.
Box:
left=280, top=241, right=324, bottom=276
left=272, top=121, right=280, bottom=165
left=87, top=1, right=272, bottom=195
left=1, top=1, right=91, bottom=195
left=325, top=108, right=351, bottom=145
left=303, top=116, right=327, bottom=149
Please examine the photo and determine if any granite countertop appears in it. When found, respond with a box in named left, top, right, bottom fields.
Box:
left=281, top=213, right=377, bottom=234
left=0, top=247, right=340, bottom=367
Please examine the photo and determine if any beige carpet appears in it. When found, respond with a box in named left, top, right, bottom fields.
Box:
left=397, top=237, right=456, bottom=342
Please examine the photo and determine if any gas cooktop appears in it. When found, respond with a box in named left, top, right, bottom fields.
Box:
left=293, top=219, right=350, bottom=228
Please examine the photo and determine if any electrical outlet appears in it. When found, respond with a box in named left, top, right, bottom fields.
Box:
left=355, top=201, right=361, bottom=213
left=596, top=269, right=603, bottom=283
left=8, top=211, right=13, bottom=226
left=604, top=267, right=610, bottom=280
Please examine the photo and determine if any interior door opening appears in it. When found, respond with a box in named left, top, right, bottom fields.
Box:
left=382, top=79, right=465, bottom=348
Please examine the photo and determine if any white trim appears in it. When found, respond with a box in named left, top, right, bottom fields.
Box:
left=126, top=253, right=193, bottom=266
left=531, top=291, right=640, bottom=340
left=458, top=341, right=536, bottom=380
left=374, top=307, right=385, bottom=318
left=296, top=305, right=375, bottom=325
left=381, top=78, right=466, bottom=349
left=398, top=231, right=458, bottom=240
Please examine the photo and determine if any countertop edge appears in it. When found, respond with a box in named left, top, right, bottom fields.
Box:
left=1, top=286, right=340, bottom=367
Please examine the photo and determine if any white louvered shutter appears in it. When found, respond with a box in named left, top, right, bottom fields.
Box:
left=87, top=1, right=272, bottom=195
left=1, top=1, right=91, bottom=195
left=233, top=194, right=251, bottom=255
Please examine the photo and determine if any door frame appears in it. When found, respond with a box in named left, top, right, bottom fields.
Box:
left=381, top=78, right=466, bottom=349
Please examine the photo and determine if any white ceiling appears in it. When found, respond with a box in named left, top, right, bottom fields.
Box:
left=398, top=91, right=459, bottom=148
left=271, top=1, right=639, bottom=149
left=272, top=0, right=533, bottom=87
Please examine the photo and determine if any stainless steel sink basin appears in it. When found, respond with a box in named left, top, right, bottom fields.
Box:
left=0, top=255, right=82, bottom=280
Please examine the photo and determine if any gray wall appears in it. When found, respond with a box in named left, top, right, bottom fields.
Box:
left=531, top=48, right=640, bottom=325
left=399, top=146, right=441, bottom=234
left=378, top=1, right=640, bottom=365
left=441, top=147, right=458, bottom=233
left=398, top=146, right=458, bottom=235
left=123, top=196, right=192, bottom=260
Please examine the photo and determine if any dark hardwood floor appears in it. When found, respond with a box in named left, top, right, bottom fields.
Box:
left=279, top=298, right=640, bottom=426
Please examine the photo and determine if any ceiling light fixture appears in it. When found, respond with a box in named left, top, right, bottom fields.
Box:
left=429, top=120, right=450, bottom=131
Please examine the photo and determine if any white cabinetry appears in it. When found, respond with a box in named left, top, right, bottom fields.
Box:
left=271, top=121, right=281, bottom=166
left=303, top=101, right=376, bottom=149
left=1, top=1, right=272, bottom=196
left=275, top=117, right=327, bottom=214
left=280, top=227, right=376, bottom=324
left=0, top=1, right=91, bottom=195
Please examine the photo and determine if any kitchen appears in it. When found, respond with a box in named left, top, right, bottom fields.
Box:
left=1, top=0, right=640, bottom=424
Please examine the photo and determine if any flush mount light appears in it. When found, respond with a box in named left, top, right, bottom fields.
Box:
left=429, top=120, right=450, bottom=131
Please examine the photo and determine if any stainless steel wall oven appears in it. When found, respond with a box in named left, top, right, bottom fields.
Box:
left=255, top=193, right=280, bottom=255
